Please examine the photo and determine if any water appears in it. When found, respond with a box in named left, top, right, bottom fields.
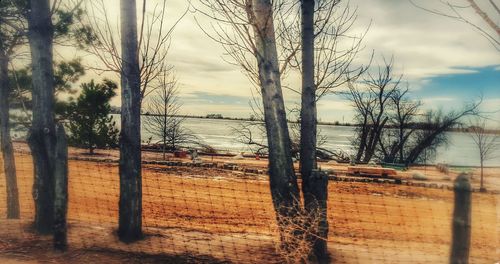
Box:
left=12, top=115, right=500, bottom=167
left=155, top=117, right=500, bottom=167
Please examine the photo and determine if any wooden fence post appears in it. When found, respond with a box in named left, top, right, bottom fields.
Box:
left=53, top=124, right=68, bottom=251
left=450, top=173, right=471, bottom=264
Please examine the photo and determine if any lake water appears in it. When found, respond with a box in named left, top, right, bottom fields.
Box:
left=148, top=117, right=500, bottom=167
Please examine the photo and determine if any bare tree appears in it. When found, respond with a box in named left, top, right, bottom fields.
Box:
left=346, top=58, right=401, bottom=163
left=377, top=86, right=422, bottom=164
left=346, top=59, right=482, bottom=165
left=77, top=0, right=185, bottom=241
left=118, top=0, right=142, bottom=242
left=250, top=1, right=304, bottom=253
left=299, top=0, right=329, bottom=260
left=144, top=72, right=195, bottom=159
left=277, top=0, right=369, bottom=99
left=79, top=0, right=185, bottom=103
left=300, top=0, right=317, bottom=183
left=197, top=0, right=302, bottom=251
left=217, top=2, right=366, bottom=257
left=468, top=117, right=498, bottom=191
left=410, top=0, right=500, bottom=50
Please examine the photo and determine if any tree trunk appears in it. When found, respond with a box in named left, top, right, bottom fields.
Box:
left=300, top=0, right=329, bottom=261
left=300, top=0, right=317, bottom=181
left=405, top=127, right=447, bottom=165
left=27, top=0, right=56, bottom=234
left=250, top=0, right=301, bottom=242
left=356, top=121, right=368, bottom=162
left=162, top=141, right=166, bottom=160
left=405, top=136, right=433, bottom=165
left=0, top=49, right=20, bottom=219
left=53, top=124, right=68, bottom=251
left=308, top=170, right=329, bottom=263
left=163, top=110, right=167, bottom=160
left=118, top=0, right=142, bottom=242
left=480, top=159, right=484, bottom=191
left=363, top=117, right=388, bottom=163
left=399, top=126, right=404, bottom=163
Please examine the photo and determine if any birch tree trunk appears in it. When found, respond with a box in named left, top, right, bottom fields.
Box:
left=300, top=0, right=329, bottom=261
left=250, top=0, right=301, bottom=239
left=26, top=0, right=56, bottom=234
left=118, top=0, right=143, bottom=242
left=0, top=49, right=20, bottom=219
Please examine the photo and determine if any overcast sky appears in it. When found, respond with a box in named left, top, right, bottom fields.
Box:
left=77, top=0, right=500, bottom=125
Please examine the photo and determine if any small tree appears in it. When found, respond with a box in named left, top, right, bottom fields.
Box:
left=62, top=80, right=119, bottom=154
left=469, top=117, right=499, bottom=191
left=144, top=73, right=194, bottom=159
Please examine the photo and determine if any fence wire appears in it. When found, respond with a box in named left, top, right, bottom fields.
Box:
left=0, top=142, right=498, bottom=263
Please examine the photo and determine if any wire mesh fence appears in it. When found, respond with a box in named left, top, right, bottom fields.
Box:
left=0, top=142, right=498, bottom=263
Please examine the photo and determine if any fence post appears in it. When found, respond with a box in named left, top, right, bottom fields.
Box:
left=53, top=124, right=68, bottom=251
left=450, top=173, right=471, bottom=264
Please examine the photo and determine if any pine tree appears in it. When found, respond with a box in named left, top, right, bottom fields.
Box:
left=62, top=80, right=119, bottom=154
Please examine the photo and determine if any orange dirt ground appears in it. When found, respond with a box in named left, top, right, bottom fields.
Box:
left=0, top=144, right=499, bottom=263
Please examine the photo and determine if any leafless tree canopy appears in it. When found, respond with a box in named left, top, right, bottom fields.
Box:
left=200, top=0, right=370, bottom=161
left=196, top=0, right=369, bottom=96
left=198, top=1, right=303, bottom=253
left=144, top=71, right=196, bottom=158
left=345, top=58, right=482, bottom=165
left=79, top=0, right=186, bottom=102
left=377, top=86, right=422, bottom=163
left=468, top=117, right=499, bottom=190
left=410, top=0, right=500, bottom=51
left=346, top=58, right=402, bottom=163
left=277, top=0, right=370, bottom=99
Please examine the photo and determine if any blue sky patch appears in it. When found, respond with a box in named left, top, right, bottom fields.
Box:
left=414, top=65, right=500, bottom=101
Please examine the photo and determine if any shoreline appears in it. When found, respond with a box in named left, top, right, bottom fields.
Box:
left=12, top=139, right=500, bottom=169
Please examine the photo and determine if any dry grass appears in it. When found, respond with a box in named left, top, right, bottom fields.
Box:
left=271, top=205, right=327, bottom=264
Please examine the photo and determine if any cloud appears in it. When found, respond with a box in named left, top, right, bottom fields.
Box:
left=183, top=91, right=251, bottom=105
left=349, top=0, right=500, bottom=81
left=421, top=96, right=456, bottom=104
left=79, top=0, right=499, bottom=123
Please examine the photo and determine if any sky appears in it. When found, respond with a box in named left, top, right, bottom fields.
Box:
left=75, top=0, right=500, bottom=126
